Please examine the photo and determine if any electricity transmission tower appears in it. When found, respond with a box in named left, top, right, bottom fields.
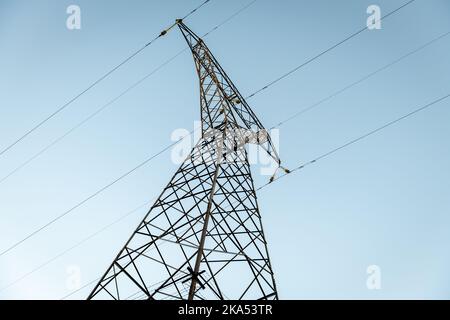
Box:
left=88, top=21, right=285, bottom=300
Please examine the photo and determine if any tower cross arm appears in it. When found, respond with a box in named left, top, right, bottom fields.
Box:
left=176, top=20, right=284, bottom=169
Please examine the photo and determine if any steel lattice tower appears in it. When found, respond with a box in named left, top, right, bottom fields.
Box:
left=88, top=21, right=283, bottom=300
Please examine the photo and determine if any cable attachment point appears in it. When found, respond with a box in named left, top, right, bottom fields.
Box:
left=268, top=165, right=290, bottom=184
left=159, top=21, right=178, bottom=37
left=281, top=166, right=291, bottom=174
left=269, top=172, right=276, bottom=184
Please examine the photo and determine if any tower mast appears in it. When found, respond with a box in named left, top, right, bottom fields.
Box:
left=88, top=21, right=280, bottom=300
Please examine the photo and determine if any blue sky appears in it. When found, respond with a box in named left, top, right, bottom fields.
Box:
left=0, top=0, right=449, bottom=299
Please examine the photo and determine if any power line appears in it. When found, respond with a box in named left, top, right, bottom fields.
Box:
left=60, top=222, right=202, bottom=300
left=0, top=1, right=265, bottom=296
left=0, top=0, right=432, bottom=300
left=0, top=0, right=423, bottom=260
left=0, top=0, right=259, bottom=258
left=61, top=275, right=180, bottom=300
left=0, top=140, right=179, bottom=258
left=62, top=89, right=449, bottom=298
left=4, top=89, right=447, bottom=297
left=0, top=0, right=212, bottom=159
left=3, top=22, right=446, bottom=188
left=0, top=0, right=259, bottom=186
left=269, top=30, right=450, bottom=130
left=245, top=0, right=417, bottom=100
left=60, top=277, right=101, bottom=300
left=1, top=0, right=416, bottom=188
left=202, top=0, right=258, bottom=38
left=0, top=201, right=151, bottom=295
left=0, top=51, right=185, bottom=186
left=258, top=92, right=450, bottom=190
left=182, top=0, right=212, bottom=20
left=0, top=2, right=430, bottom=296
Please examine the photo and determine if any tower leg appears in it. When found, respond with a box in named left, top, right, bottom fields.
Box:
left=88, top=135, right=277, bottom=300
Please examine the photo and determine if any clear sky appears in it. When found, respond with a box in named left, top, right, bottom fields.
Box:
left=0, top=0, right=449, bottom=299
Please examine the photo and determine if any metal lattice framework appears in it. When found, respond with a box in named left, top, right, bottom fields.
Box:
left=88, top=21, right=280, bottom=300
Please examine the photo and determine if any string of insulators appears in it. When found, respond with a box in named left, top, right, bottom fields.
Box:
left=159, top=19, right=183, bottom=37
left=281, top=166, right=291, bottom=174
left=269, top=165, right=291, bottom=183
